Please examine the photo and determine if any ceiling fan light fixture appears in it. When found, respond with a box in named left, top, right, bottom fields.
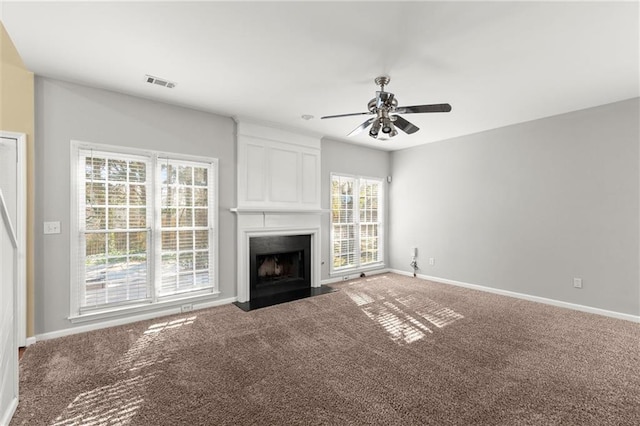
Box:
left=383, top=121, right=398, bottom=137
left=369, top=119, right=381, bottom=138
left=381, top=116, right=393, bottom=134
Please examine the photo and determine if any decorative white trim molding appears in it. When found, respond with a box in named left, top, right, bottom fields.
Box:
left=389, top=269, right=640, bottom=323
left=236, top=121, right=321, bottom=211
left=24, top=336, right=36, bottom=347
left=34, top=297, right=237, bottom=342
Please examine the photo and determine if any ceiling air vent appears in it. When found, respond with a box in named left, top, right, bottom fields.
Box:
left=144, top=75, right=176, bottom=89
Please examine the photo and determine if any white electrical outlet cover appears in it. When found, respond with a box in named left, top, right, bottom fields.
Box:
left=44, top=221, right=61, bottom=234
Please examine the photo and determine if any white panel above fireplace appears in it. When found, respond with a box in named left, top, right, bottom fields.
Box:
left=301, top=153, right=318, bottom=204
left=237, top=121, right=321, bottom=211
left=269, top=147, right=298, bottom=202
left=245, top=143, right=265, bottom=201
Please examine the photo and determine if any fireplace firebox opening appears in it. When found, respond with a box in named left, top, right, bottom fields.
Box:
left=249, top=234, right=311, bottom=300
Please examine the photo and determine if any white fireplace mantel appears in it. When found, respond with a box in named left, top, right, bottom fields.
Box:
left=234, top=121, right=323, bottom=303
left=236, top=219, right=321, bottom=303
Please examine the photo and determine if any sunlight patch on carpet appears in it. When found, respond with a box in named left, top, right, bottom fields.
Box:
left=113, top=316, right=197, bottom=373
left=51, top=373, right=156, bottom=426
left=145, top=316, right=197, bottom=334
left=346, top=285, right=464, bottom=345
left=57, top=315, right=198, bottom=424
left=395, top=295, right=464, bottom=328
left=363, top=304, right=430, bottom=344
left=344, top=289, right=375, bottom=306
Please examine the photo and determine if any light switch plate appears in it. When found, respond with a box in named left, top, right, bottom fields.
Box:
left=44, top=221, right=61, bottom=234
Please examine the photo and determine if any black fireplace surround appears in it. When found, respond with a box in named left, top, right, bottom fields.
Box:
left=232, top=233, right=335, bottom=311
left=233, top=233, right=335, bottom=311
left=249, top=234, right=311, bottom=300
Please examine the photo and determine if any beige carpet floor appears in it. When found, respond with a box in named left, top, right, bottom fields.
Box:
left=11, top=273, right=640, bottom=425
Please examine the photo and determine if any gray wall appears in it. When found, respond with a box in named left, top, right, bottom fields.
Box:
left=34, top=77, right=236, bottom=334
left=390, top=98, right=640, bottom=316
left=34, top=76, right=638, bottom=334
left=320, top=138, right=391, bottom=280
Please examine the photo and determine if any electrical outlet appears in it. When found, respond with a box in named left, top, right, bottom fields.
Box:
left=429, top=257, right=435, bottom=266
left=44, top=221, right=61, bottom=234
left=573, top=278, right=582, bottom=289
left=181, top=304, right=193, bottom=313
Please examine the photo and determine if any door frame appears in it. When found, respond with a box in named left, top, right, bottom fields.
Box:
left=0, top=187, right=19, bottom=425
left=1, top=131, right=27, bottom=346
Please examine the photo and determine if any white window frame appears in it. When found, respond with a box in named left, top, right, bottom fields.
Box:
left=69, top=140, right=219, bottom=321
left=329, top=173, right=385, bottom=275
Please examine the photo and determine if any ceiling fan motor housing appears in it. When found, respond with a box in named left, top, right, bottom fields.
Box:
left=368, top=93, right=398, bottom=113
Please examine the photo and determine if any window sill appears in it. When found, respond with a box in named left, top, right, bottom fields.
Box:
left=69, top=291, right=221, bottom=324
left=330, top=263, right=386, bottom=278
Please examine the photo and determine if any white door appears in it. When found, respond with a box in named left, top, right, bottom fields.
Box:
left=0, top=189, right=18, bottom=425
left=0, top=133, right=26, bottom=347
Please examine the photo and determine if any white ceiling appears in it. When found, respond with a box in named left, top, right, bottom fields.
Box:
left=2, top=1, right=638, bottom=151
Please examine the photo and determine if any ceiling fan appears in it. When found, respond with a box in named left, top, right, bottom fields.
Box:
left=321, top=76, right=452, bottom=139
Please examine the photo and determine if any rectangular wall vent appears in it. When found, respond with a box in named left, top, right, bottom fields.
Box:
left=144, top=75, right=176, bottom=89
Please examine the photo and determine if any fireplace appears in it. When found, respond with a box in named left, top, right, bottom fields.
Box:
left=233, top=122, right=325, bottom=309
left=250, top=235, right=311, bottom=300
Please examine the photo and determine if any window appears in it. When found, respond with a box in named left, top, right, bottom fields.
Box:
left=71, top=142, right=217, bottom=317
left=330, top=174, right=384, bottom=272
left=159, top=159, right=212, bottom=296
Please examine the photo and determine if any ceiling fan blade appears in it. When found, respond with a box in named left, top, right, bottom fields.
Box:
left=395, top=103, right=452, bottom=114
left=348, top=118, right=375, bottom=137
left=321, top=111, right=371, bottom=119
left=393, top=115, right=420, bottom=134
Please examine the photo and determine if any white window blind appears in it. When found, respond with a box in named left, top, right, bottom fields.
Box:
left=159, top=159, right=214, bottom=296
left=79, top=149, right=152, bottom=310
left=331, top=174, right=384, bottom=272
left=73, top=143, right=217, bottom=316
left=359, top=178, right=381, bottom=265
left=331, top=175, right=356, bottom=269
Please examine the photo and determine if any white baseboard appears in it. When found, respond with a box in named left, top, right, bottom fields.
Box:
left=321, top=268, right=390, bottom=285
left=0, top=397, right=18, bottom=426
left=388, top=269, right=640, bottom=323
left=24, top=336, right=36, bottom=347
left=34, top=296, right=237, bottom=343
